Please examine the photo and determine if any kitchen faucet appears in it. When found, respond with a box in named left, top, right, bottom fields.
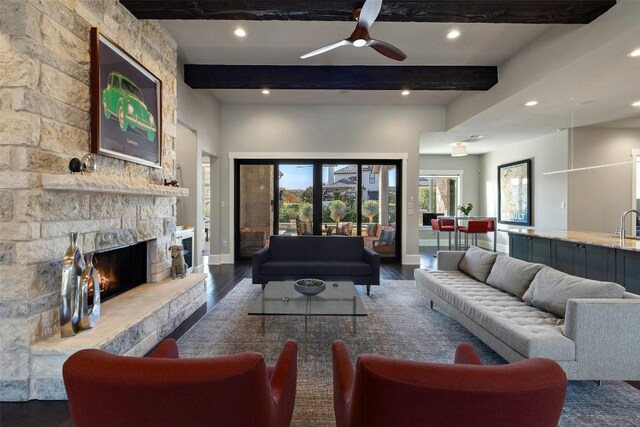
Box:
left=619, top=209, right=639, bottom=244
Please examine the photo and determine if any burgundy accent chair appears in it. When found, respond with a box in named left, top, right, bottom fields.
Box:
left=332, top=340, right=567, bottom=427
left=63, top=339, right=297, bottom=427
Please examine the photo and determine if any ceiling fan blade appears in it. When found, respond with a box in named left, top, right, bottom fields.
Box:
left=367, top=39, right=407, bottom=61
left=358, top=0, right=383, bottom=30
left=300, top=39, right=351, bottom=59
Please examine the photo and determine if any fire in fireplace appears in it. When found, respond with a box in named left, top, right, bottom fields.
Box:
left=90, top=242, right=147, bottom=303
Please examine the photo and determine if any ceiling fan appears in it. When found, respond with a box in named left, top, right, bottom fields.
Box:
left=300, top=0, right=407, bottom=62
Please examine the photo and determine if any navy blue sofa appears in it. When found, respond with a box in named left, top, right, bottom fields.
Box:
left=252, top=235, right=380, bottom=295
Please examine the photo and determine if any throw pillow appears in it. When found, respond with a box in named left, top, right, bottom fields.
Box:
left=366, top=223, right=378, bottom=237
left=458, top=246, right=498, bottom=282
left=522, top=266, right=626, bottom=318
left=336, top=222, right=352, bottom=236
left=377, top=229, right=395, bottom=245
left=486, top=256, right=545, bottom=298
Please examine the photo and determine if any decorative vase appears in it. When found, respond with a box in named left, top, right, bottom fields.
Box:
left=60, top=232, right=85, bottom=337
left=78, top=253, right=101, bottom=330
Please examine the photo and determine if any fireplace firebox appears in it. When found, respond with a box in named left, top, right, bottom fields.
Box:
left=91, top=242, right=147, bottom=303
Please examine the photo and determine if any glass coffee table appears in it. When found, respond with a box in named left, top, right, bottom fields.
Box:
left=248, top=281, right=367, bottom=337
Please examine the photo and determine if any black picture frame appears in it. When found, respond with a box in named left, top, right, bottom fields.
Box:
left=90, top=28, right=162, bottom=168
left=498, top=159, right=532, bottom=225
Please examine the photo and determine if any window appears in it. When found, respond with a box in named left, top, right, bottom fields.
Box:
left=369, top=172, right=375, bottom=184
left=419, top=175, right=460, bottom=226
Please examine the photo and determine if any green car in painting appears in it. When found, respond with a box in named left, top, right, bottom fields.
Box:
left=102, top=72, right=156, bottom=142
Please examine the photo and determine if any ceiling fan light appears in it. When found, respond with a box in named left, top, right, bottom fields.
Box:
left=451, top=144, right=467, bottom=157
left=353, top=39, right=367, bottom=47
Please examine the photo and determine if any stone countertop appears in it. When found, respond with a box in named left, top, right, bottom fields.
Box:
left=501, top=228, right=640, bottom=252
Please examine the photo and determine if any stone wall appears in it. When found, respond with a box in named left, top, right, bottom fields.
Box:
left=0, top=0, right=179, bottom=400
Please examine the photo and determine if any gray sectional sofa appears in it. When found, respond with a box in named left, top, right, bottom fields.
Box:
left=252, top=235, right=380, bottom=295
left=415, top=246, right=640, bottom=380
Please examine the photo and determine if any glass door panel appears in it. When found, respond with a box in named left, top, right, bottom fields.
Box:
left=322, top=164, right=358, bottom=236
left=419, top=175, right=459, bottom=226
left=278, top=164, right=314, bottom=235
left=362, top=164, right=397, bottom=258
left=238, top=164, right=273, bottom=257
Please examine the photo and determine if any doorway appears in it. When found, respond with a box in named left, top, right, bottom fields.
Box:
left=234, top=159, right=402, bottom=262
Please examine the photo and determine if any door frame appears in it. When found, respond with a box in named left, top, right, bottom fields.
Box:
left=231, top=152, right=408, bottom=262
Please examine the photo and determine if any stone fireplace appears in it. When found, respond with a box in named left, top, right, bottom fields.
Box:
left=0, top=0, right=206, bottom=401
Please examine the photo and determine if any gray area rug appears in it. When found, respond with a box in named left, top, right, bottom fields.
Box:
left=177, top=279, right=640, bottom=426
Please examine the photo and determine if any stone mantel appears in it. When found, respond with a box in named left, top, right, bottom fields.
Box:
left=41, top=173, right=189, bottom=198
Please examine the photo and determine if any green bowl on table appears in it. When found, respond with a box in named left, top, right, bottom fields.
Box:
left=294, top=278, right=326, bottom=296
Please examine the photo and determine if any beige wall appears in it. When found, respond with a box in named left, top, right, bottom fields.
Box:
left=568, top=127, right=640, bottom=233
left=219, top=104, right=446, bottom=263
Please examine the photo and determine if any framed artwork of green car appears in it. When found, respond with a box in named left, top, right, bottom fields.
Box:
left=90, top=28, right=162, bottom=168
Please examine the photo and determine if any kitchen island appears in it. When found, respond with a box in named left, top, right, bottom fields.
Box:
left=503, top=229, right=640, bottom=293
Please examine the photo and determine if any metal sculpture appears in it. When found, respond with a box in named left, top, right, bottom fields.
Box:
left=60, top=232, right=85, bottom=337
left=78, top=253, right=101, bottom=330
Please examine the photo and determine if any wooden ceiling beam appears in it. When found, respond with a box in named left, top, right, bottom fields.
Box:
left=184, top=65, right=498, bottom=91
left=121, top=1, right=616, bottom=24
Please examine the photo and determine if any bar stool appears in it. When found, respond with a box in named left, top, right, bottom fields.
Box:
left=484, top=218, right=496, bottom=252
left=458, top=220, right=489, bottom=249
left=431, top=219, right=455, bottom=255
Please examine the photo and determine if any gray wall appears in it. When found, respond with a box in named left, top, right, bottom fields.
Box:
left=568, top=127, right=640, bottom=233
left=480, top=131, right=569, bottom=251
left=219, top=104, right=446, bottom=263
left=176, top=65, right=222, bottom=261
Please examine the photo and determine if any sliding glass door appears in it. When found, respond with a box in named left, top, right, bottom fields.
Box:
left=235, top=159, right=402, bottom=261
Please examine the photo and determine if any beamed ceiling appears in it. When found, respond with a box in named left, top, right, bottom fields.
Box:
left=121, top=1, right=616, bottom=23
left=120, top=0, right=617, bottom=91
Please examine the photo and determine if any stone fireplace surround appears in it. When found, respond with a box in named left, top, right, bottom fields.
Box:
left=0, top=0, right=207, bottom=401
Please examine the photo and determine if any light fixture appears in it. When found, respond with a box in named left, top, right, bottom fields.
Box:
left=401, top=90, right=410, bottom=96
left=261, top=89, right=270, bottom=95
left=451, top=143, right=467, bottom=157
left=234, top=28, right=246, bottom=37
left=353, top=39, right=367, bottom=47
left=628, top=48, right=640, bottom=57
left=524, top=100, right=538, bottom=107
left=447, top=29, right=461, bottom=39
left=632, top=100, right=640, bottom=107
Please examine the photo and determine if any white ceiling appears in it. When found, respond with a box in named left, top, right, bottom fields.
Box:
left=160, top=1, right=640, bottom=154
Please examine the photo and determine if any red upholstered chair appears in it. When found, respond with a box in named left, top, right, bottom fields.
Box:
left=458, top=219, right=489, bottom=249
left=332, top=340, right=567, bottom=427
left=430, top=218, right=455, bottom=253
left=63, top=339, right=298, bottom=427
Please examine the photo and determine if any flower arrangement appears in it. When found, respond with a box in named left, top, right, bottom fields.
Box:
left=458, top=202, right=473, bottom=216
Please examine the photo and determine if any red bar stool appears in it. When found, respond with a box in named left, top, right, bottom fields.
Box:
left=458, top=220, right=489, bottom=249
left=484, top=218, right=497, bottom=252
left=431, top=219, right=455, bottom=254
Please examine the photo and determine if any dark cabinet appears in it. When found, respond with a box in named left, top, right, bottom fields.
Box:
left=508, top=234, right=550, bottom=264
left=551, top=241, right=616, bottom=281
left=616, top=249, right=640, bottom=294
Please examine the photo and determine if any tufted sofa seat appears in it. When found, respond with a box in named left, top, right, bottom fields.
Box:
left=415, top=247, right=640, bottom=381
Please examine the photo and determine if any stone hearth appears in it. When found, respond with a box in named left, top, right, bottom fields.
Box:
left=31, top=273, right=207, bottom=400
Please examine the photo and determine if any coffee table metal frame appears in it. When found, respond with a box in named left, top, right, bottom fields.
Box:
left=248, top=281, right=367, bottom=338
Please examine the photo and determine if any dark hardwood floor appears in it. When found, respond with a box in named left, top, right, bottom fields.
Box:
left=0, top=258, right=422, bottom=427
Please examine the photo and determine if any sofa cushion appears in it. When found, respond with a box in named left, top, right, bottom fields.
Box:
left=366, top=223, right=378, bottom=237
left=378, top=229, right=395, bottom=245
left=486, top=256, right=544, bottom=298
left=268, top=236, right=364, bottom=261
left=416, top=269, right=574, bottom=360
left=458, top=246, right=498, bottom=282
left=522, top=266, right=626, bottom=318
left=261, top=260, right=372, bottom=276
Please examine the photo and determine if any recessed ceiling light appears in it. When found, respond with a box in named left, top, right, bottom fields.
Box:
left=401, top=90, right=410, bottom=96
left=261, top=89, right=270, bottom=95
left=632, top=100, right=640, bottom=107
left=447, top=30, right=461, bottom=40
left=628, top=48, right=640, bottom=57
left=234, top=28, right=246, bottom=37
left=525, top=100, right=539, bottom=107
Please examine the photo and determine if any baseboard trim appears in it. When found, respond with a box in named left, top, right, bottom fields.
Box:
left=207, top=254, right=222, bottom=265
left=403, top=254, right=420, bottom=265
